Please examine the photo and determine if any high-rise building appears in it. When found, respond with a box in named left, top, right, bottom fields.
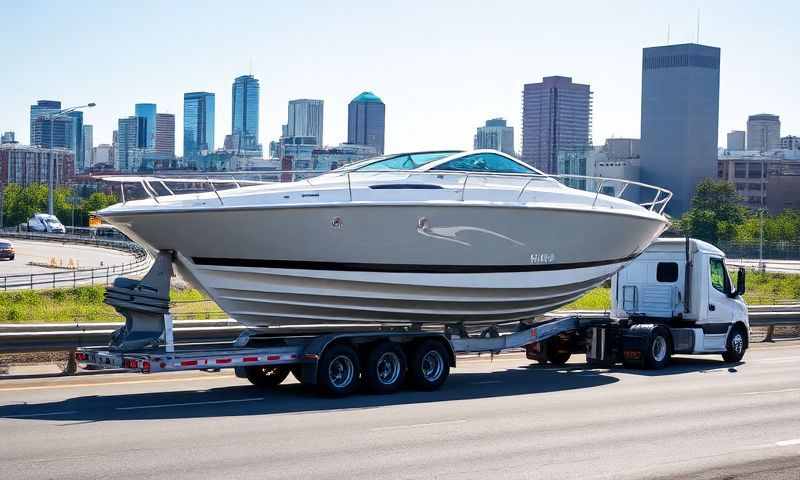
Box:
left=474, top=118, right=515, bottom=156
left=67, top=111, right=84, bottom=172
left=83, top=125, right=94, bottom=169
left=155, top=113, right=175, bottom=159
left=782, top=135, right=800, bottom=150
left=135, top=103, right=157, bottom=149
left=347, top=91, right=385, bottom=155
left=112, top=130, right=118, bottom=169
left=117, top=116, right=144, bottom=172
left=727, top=130, right=746, bottom=151
left=747, top=114, right=781, bottom=152
left=29, top=100, right=61, bottom=144
left=93, top=144, right=113, bottom=168
left=287, top=99, right=324, bottom=145
left=231, top=75, right=260, bottom=151
left=640, top=43, right=720, bottom=214
left=1, top=132, right=14, bottom=144
left=521, top=76, right=593, bottom=173
left=183, top=92, right=215, bottom=158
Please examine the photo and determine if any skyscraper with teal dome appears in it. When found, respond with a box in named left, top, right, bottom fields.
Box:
left=347, top=91, right=385, bottom=154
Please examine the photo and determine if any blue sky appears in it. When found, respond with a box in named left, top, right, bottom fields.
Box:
left=1, top=0, right=797, bottom=155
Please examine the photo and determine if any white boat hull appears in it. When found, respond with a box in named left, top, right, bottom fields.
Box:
left=104, top=202, right=667, bottom=327
left=178, top=257, right=623, bottom=327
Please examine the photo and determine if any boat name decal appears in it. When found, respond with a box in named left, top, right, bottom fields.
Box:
left=530, top=253, right=556, bottom=264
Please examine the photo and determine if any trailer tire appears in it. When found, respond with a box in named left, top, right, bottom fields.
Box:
left=245, top=365, right=291, bottom=388
left=317, top=344, right=361, bottom=396
left=364, top=342, right=407, bottom=394
left=722, top=325, right=747, bottom=363
left=409, top=340, right=450, bottom=391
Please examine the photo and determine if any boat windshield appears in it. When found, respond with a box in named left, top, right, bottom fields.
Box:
left=355, top=152, right=457, bottom=171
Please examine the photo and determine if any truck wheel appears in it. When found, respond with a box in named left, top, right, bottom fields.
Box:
left=364, top=342, right=407, bottom=394
left=544, top=337, right=572, bottom=366
left=722, top=326, right=747, bottom=363
left=317, top=344, right=361, bottom=396
left=409, top=340, right=450, bottom=391
left=623, top=325, right=671, bottom=370
left=645, top=326, right=671, bottom=369
left=245, top=365, right=290, bottom=388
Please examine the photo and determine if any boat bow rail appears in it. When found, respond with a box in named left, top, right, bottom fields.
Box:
left=98, top=170, right=672, bottom=214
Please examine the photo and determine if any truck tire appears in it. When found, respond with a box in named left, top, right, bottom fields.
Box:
left=245, top=365, right=291, bottom=388
left=645, top=326, right=671, bottom=369
left=317, top=344, right=361, bottom=396
left=408, top=340, right=450, bottom=391
left=623, top=324, right=671, bottom=370
left=544, top=336, right=572, bottom=366
left=364, top=342, right=407, bottom=394
left=722, top=325, right=747, bottom=363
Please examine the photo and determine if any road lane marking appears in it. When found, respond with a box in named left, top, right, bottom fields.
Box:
left=115, top=397, right=264, bottom=410
left=5, top=410, right=78, bottom=418
left=777, top=438, right=800, bottom=447
left=740, top=387, right=800, bottom=396
left=370, top=419, right=467, bottom=432
left=471, top=380, right=503, bottom=385
left=0, top=374, right=235, bottom=392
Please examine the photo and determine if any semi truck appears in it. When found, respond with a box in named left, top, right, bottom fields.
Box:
left=77, top=237, right=749, bottom=396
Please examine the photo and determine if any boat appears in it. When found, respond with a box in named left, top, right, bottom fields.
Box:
left=97, top=149, right=672, bottom=328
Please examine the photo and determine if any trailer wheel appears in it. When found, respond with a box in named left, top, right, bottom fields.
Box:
left=409, top=340, right=450, bottom=391
left=364, top=342, right=407, bottom=394
left=245, top=365, right=291, bottom=388
left=722, top=325, right=747, bottom=363
left=317, top=344, right=361, bottom=396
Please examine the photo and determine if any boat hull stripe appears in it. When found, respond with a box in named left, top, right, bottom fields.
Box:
left=190, top=255, right=638, bottom=274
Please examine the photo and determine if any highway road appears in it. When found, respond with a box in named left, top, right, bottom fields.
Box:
left=0, top=239, right=136, bottom=278
left=0, top=343, right=799, bottom=479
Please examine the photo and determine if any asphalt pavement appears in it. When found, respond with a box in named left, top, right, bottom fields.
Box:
left=0, top=342, right=799, bottom=479
left=0, top=239, right=135, bottom=281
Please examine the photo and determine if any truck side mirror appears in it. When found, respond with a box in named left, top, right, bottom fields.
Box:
left=734, top=267, right=746, bottom=297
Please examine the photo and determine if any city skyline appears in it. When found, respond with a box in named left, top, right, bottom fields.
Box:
left=0, top=1, right=798, bottom=156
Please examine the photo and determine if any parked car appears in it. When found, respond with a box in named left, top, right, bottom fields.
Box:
left=27, top=213, right=66, bottom=233
left=0, top=239, right=15, bottom=260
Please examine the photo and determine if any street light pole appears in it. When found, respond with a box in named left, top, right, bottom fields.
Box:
left=44, top=103, right=96, bottom=215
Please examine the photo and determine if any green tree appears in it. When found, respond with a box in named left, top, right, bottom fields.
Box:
left=2, top=183, right=49, bottom=227
left=77, top=192, right=118, bottom=226
left=679, top=180, right=747, bottom=244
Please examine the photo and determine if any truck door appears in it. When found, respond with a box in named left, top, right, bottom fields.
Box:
left=704, top=256, right=732, bottom=350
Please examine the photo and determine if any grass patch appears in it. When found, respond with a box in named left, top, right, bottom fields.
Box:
left=0, top=285, right=224, bottom=323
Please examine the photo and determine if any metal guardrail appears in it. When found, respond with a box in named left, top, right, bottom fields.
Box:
left=0, top=308, right=797, bottom=355
left=0, top=231, right=151, bottom=290
left=101, top=168, right=673, bottom=215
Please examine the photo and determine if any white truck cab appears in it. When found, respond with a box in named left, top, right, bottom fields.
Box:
left=609, top=237, right=748, bottom=360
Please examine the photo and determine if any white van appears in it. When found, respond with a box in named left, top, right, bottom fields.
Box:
left=27, top=213, right=66, bottom=233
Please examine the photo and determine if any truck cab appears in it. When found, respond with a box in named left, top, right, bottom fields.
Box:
left=610, top=238, right=748, bottom=360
